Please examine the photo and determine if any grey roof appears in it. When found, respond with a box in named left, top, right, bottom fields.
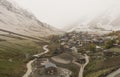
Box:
left=45, top=62, right=57, bottom=68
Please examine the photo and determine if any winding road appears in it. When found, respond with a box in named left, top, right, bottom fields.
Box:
left=23, top=45, right=49, bottom=77
left=22, top=45, right=89, bottom=77
left=73, top=54, right=89, bottom=77
left=33, top=45, right=49, bottom=57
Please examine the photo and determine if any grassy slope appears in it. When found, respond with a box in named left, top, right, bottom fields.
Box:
left=109, top=47, right=120, bottom=53
left=0, top=34, right=45, bottom=77
left=85, top=51, right=120, bottom=77
left=85, top=31, right=120, bottom=77
left=85, top=68, right=113, bottom=77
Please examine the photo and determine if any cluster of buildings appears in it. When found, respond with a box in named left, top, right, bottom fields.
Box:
left=31, top=31, right=120, bottom=77
left=53, top=31, right=120, bottom=59
left=32, top=58, right=72, bottom=77
left=33, top=59, right=58, bottom=75
left=57, top=32, right=103, bottom=54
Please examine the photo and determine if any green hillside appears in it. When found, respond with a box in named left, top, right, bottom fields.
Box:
left=0, top=33, right=46, bottom=77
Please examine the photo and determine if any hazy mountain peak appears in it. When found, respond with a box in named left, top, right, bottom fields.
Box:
left=66, top=4, right=120, bottom=33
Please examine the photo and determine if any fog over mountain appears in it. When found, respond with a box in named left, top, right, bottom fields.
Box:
left=0, top=0, right=120, bottom=36
left=0, top=0, right=62, bottom=38
left=67, top=4, right=120, bottom=33
left=13, top=0, right=119, bottom=29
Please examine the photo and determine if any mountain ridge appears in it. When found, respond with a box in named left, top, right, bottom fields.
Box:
left=0, top=0, right=62, bottom=38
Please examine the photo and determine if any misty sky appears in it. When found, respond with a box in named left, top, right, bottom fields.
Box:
left=13, top=0, right=119, bottom=29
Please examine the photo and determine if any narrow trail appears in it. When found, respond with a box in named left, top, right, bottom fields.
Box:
left=79, top=54, right=89, bottom=77
left=73, top=54, right=89, bottom=77
left=23, top=45, right=49, bottom=77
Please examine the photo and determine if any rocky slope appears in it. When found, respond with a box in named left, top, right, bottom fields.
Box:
left=0, top=0, right=62, bottom=38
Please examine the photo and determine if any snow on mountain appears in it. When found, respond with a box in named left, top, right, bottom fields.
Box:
left=88, top=5, right=120, bottom=31
left=66, top=4, right=120, bottom=33
left=67, top=24, right=92, bottom=32
left=0, top=0, right=62, bottom=37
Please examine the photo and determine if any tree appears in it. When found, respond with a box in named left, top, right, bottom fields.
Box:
left=105, top=39, right=115, bottom=49
left=87, top=44, right=96, bottom=52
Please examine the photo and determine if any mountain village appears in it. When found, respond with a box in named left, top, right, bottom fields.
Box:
left=27, top=31, right=120, bottom=77
left=0, top=0, right=120, bottom=77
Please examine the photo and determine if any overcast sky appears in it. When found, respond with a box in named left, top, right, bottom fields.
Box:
left=13, top=0, right=119, bottom=29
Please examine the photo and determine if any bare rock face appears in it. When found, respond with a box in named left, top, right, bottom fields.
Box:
left=0, top=0, right=62, bottom=37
